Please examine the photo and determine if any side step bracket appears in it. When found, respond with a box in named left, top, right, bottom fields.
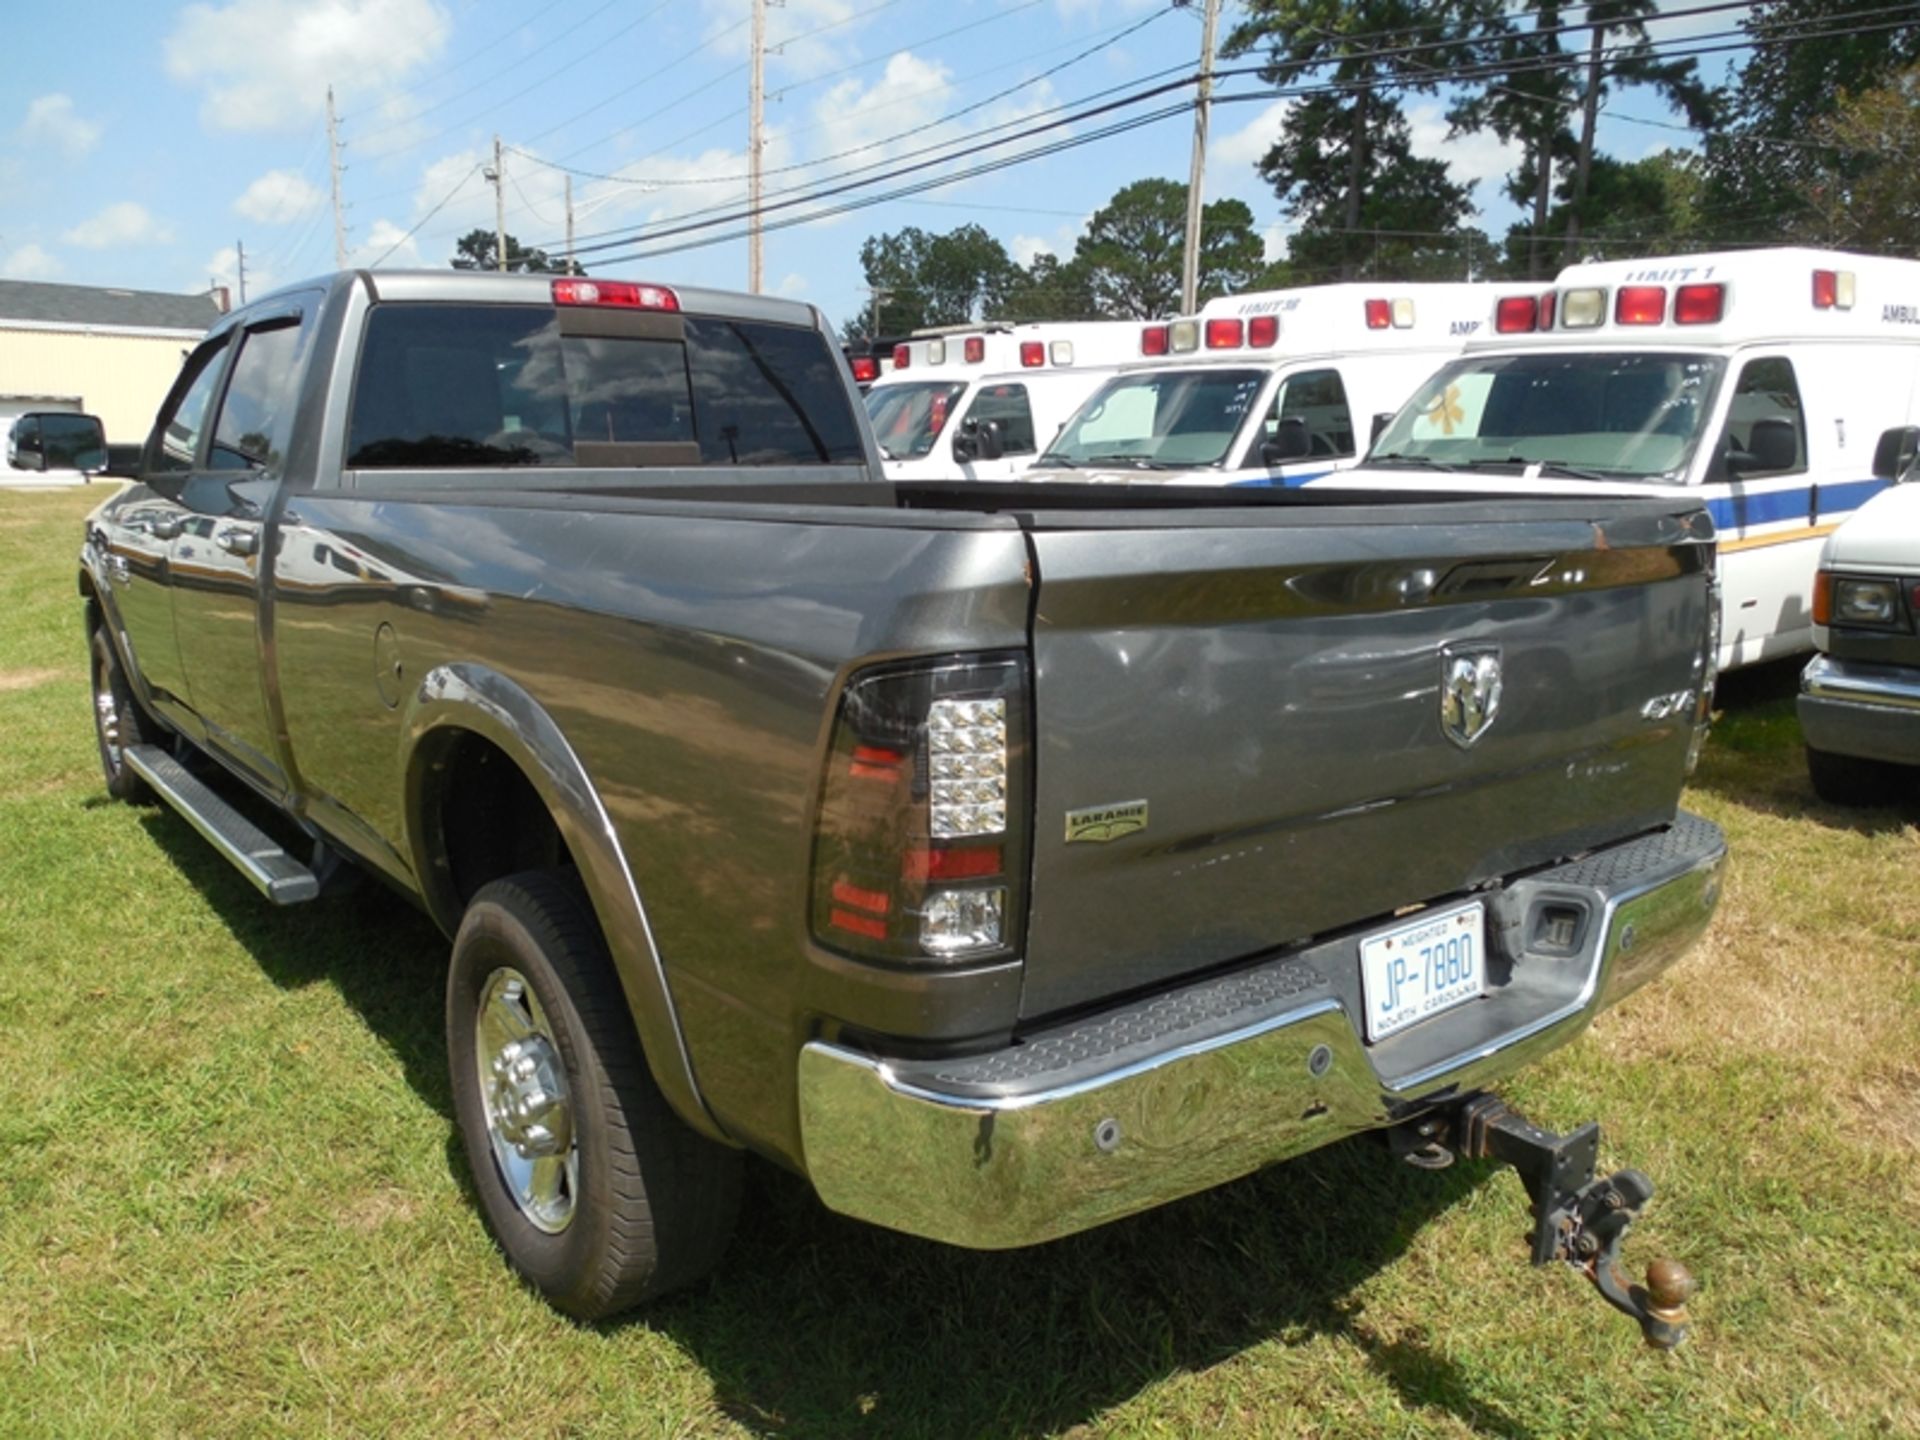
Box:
left=122, top=744, right=320, bottom=905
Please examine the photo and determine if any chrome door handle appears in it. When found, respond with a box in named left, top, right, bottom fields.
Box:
left=216, top=527, right=258, bottom=557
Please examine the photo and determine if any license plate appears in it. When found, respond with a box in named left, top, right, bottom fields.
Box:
left=1360, top=901, right=1486, bottom=1042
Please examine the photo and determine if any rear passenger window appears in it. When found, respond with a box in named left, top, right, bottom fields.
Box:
left=347, top=304, right=862, bottom=470
left=1721, top=357, right=1805, bottom=477
left=963, top=383, right=1035, bottom=455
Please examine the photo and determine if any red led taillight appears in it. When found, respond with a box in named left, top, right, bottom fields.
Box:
left=1812, top=571, right=1832, bottom=626
left=1674, top=283, right=1725, bottom=325
left=964, top=336, right=985, bottom=363
left=1248, top=314, right=1279, bottom=347
left=892, top=343, right=911, bottom=370
left=1364, top=299, right=1392, bottom=330
left=1140, top=324, right=1170, bottom=356
left=810, top=657, right=1030, bottom=965
left=1496, top=295, right=1538, bottom=333
left=1205, top=318, right=1243, bottom=349
left=551, top=278, right=678, bottom=310
left=1020, top=341, right=1044, bottom=368
left=1615, top=285, right=1666, bottom=325
left=849, top=355, right=879, bottom=383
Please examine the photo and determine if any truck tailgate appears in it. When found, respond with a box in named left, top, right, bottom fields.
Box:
left=1019, top=499, right=1711, bottom=1021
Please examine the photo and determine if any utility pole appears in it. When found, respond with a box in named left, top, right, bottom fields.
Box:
left=325, top=86, right=347, bottom=268
left=867, top=285, right=892, bottom=340
left=748, top=0, right=767, bottom=293
left=235, top=239, right=248, bottom=304
left=1564, top=20, right=1605, bottom=266
left=1179, top=0, right=1221, bottom=316
left=564, top=174, right=575, bottom=274
left=489, top=134, right=507, bottom=272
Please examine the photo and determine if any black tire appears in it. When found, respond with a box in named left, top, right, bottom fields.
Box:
left=446, top=869, right=741, bottom=1318
left=89, top=625, right=151, bottom=803
left=1806, top=746, right=1908, bottom=807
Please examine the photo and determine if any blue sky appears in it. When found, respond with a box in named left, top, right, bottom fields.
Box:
left=0, top=0, right=1741, bottom=329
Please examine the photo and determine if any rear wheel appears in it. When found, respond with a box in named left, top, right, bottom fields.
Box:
left=446, top=870, right=740, bottom=1318
left=1806, top=746, right=1910, bottom=807
left=89, top=625, right=151, bottom=803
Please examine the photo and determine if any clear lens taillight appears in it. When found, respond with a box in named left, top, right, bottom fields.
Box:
left=810, top=655, right=1029, bottom=966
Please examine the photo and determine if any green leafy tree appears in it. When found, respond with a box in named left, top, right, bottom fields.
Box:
left=1224, top=0, right=1491, bottom=280
left=451, top=229, right=583, bottom=274
left=1494, top=149, right=1704, bottom=271
left=999, top=252, right=1101, bottom=323
left=1070, top=179, right=1269, bottom=318
left=1703, top=1, right=1920, bottom=245
left=846, top=224, right=1017, bottom=341
left=1792, top=64, right=1920, bottom=250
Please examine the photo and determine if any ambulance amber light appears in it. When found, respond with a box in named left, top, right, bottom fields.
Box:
left=1140, top=324, right=1170, bottom=356
left=1812, top=570, right=1832, bottom=626
left=964, top=336, right=985, bottom=363
left=1248, top=314, right=1279, bottom=347
left=1020, top=341, right=1045, bottom=368
left=1496, top=295, right=1538, bottom=333
left=1205, top=318, right=1243, bottom=349
left=1616, top=285, right=1666, bottom=325
left=1674, top=283, right=1725, bottom=325
left=551, top=279, right=678, bottom=311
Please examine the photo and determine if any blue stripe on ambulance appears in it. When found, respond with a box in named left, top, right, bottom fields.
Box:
left=1703, top=476, right=1887, bottom=532
left=1230, top=468, right=1335, bottom=488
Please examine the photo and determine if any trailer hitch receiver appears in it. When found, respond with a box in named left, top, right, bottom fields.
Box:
left=1432, top=1094, right=1695, bottom=1348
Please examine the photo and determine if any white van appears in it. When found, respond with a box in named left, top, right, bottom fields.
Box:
left=1027, top=282, right=1534, bottom=486
left=1310, top=248, right=1920, bottom=670
left=863, top=321, right=1143, bottom=482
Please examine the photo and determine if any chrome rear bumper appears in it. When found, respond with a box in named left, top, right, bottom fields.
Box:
left=798, top=814, right=1725, bottom=1250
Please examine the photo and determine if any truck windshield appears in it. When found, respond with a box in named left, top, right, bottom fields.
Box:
left=1035, top=368, right=1265, bottom=470
left=1368, top=351, right=1727, bottom=483
left=864, top=381, right=966, bottom=460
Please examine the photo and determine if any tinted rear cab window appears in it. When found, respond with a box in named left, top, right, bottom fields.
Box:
left=346, top=302, right=864, bottom=470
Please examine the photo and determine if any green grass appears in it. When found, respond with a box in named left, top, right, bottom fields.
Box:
left=3, top=486, right=1917, bottom=1438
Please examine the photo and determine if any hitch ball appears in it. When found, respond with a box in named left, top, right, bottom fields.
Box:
left=1645, top=1258, right=1696, bottom=1318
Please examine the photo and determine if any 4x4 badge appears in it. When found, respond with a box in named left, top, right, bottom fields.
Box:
left=1066, top=800, right=1148, bottom=844
left=1440, top=644, right=1503, bottom=749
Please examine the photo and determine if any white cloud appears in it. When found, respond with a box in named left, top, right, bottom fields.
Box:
left=350, top=217, right=423, bottom=268
left=1406, top=101, right=1524, bottom=210
left=708, top=0, right=870, bottom=84
left=1210, top=99, right=1291, bottom=194
left=234, top=168, right=324, bottom=224
left=773, top=272, right=809, bottom=298
left=19, top=94, right=101, bottom=157
left=0, top=244, right=61, bottom=280
left=62, top=202, right=174, bottom=250
left=164, top=0, right=451, bottom=132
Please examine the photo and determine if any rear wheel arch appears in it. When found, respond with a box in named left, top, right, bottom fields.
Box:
left=400, top=663, right=729, bottom=1146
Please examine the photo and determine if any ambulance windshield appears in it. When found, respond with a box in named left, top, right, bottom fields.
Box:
left=1035, top=368, right=1266, bottom=470
left=1369, top=352, right=1726, bottom=483
left=864, top=381, right=967, bottom=460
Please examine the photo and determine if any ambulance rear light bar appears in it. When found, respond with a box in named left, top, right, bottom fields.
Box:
left=964, top=336, right=985, bottom=363
left=1140, top=324, right=1170, bottom=356
left=1248, top=314, right=1279, bottom=347
left=1496, top=295, right=1541, bottom=333
left=1206, top=318, right=1243, bottom=349
left=1170, top=320, right=1200, bottom=353
left=1560, top=288, right=1607, bottom=329
left=925, top=339, right=947, bottom=365
left=1051, top=340, right=1075, bottom=366
left=849, top=355, right=879, bottom=383
left=551, top=279, right=679, bottom=311
left=893, top=343, right=911, bottom=370
left=1813, top=269, right=1856, bottom=310
left=1020, top=341, right=1044, bottom=368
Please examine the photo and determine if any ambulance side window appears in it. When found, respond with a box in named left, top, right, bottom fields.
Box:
left=963, top=383, right=1036, bottom=455
left=1256, top=368, right=1355, bottom=462
left=1721, top=357, right=1806, bottom=478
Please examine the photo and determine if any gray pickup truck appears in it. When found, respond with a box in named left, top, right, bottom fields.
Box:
left=79, top=269, right=1725, bottom=1337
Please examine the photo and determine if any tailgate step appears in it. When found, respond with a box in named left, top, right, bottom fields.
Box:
left=123, top=745, right=319, bottom=904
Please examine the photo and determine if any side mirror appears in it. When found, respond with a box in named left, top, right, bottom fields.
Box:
left=1872, top=425, right=1920, bottom=483
left=1260, top=416, right=1312, bottom=466
left=954, top=418, right=1005, bottom=464
left=1370, top=412, right=1393, bottom=445
left=14, top=412, right=109, bottom=474
left=8, top=417, right=44, bottom=471
left=104, top=443, right=143, bottom=479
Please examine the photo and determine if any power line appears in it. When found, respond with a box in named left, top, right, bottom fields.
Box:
left=369, top=164, right=482, bottom=267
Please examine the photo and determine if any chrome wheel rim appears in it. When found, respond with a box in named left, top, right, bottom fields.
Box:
left=92, top=651, right=122, bottom=772
left=475, top=967, right=578, bottom=1235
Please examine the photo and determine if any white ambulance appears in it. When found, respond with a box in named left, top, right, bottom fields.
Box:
left=1027, top=282, right=1535, bottom=487
left=1313, top=248, right=1920, bottom=670
left=862, top=321, right=1145, bottom=482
